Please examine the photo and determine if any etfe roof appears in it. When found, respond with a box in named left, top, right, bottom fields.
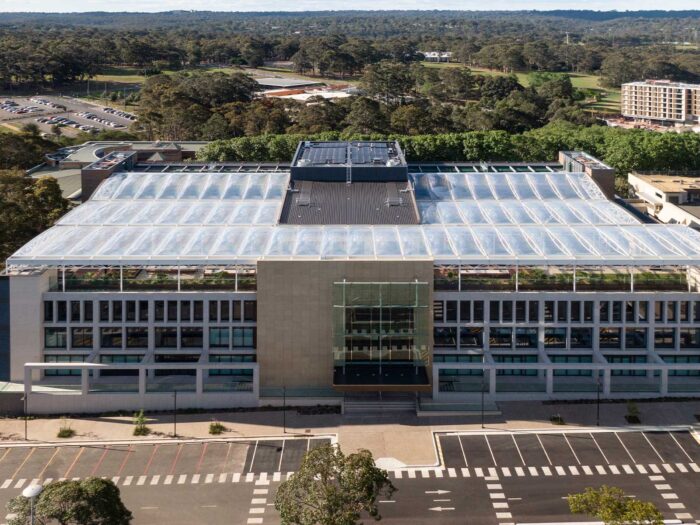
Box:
left=9, top=168, right=700, bottom=267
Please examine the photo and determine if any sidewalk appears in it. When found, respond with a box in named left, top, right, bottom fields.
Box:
left=1, top=399, right=698, bottom=466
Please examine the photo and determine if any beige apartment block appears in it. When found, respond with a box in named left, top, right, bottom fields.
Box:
left=621, top=80, right=700, bottom=123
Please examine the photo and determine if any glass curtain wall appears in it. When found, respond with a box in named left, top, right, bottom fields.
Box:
left=332, top=282, right=430, bottom=387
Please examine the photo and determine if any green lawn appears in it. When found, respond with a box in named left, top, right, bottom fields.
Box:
left=422, top=62, right=620, bottom=115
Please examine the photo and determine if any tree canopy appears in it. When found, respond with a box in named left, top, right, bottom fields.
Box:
left=275, top=444, right=395, bottom=525
left=568, top=485, right=663, bottom=525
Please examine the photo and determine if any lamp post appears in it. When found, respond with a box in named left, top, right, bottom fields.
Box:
left=596, top=373, right=601, bottom=427
left=22, top=484, right=43, bottom=525
left=282, top=386, right=287, bottom=434
left=481, top=369, right=486, bottom=430
left=23, top=395, right=27, bottom=441
left=173, top=389, right=178, bottom=438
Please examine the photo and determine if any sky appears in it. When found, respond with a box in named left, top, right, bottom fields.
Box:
left=3, top=0, right=700, bottom=12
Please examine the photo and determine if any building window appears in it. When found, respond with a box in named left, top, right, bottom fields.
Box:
left=680, top=301, right=690, bottom=322
left=434, top=327, right=457, bottom=347
left=583, top=301, right=593, bottom=322
left=180, top=301, right=191, bottom=322
left=625, top=328, right=647, bottom=349
left=100, top=328, right=123, bottom=349
left=655, top=302, right=663, bottom=322
left=126, top=327, right=148, bottom=348
left=502, top=302, right=513, bottom=323
left=244, top=301, right=256, bottom=322
left=45, top=328, right=67, bottom=348
left=460, top=301, right=471, bottom=322
left=126, top=300, right=136, bottom=322
left=612, top=301, right=622, bottom=322
left=44, top=355, right=82, bottom=376
left=84, top=301, right=93, bottom=322
left=654, top=328, right=675, bottom=349
left=56, top=301, right=66, bottom=322
left=155, top=301, right=165, bottom=322
left=71, top=328, right=93, bottom=348
left=181, top=327, right=203, bottom=348
left=544, top=301, right=554, bottom=323
left=489, top=301, right=500, bottom=323
left=43, top=301, right=53, bottom=322
left=233, top=301, right=242, bottom=322
left=433, top=301, right=444, bottom=323
left=138, top=301, right=149, bottom=322
left=100, top=301, right=109, bottom=322
left=193, top=301, right=203, bottom=321
left=680, top=329, right=700, bottom=349
left=557, top=302, right=567, bottom=322
left=155, top=327, right=177, bottom=348
left=209, top=328, right=230, bottom=348
left=528, top=301, right=539, bottom=323
left=220, top=301, right=230, bottom=322
left=544, top=328, right=566, bottom=348
left=599, top=302, right=610, bottom=323
left=571, top=301, right=581, bottom=323
left=209, top=301, right=218, bottom=322
left=232, top=327, right=256, bottom=348
left=446, top=301, right=457, bottom=322
left=515, top=327, right=538, bottom=348
left=70, top=301, right=81, bottom=322
left=625, top=301, right=635, bottom=322
left=489, top=327, right=512, bottom=348
left=515, top=301, right=526, bottom=322
left=571, top=328, right=592, bottom=348
left=112, top=301, right=122, bottom=322
left=599, top=328, right=621, bottom=349
left=460, top=327, right=483, bottom=348
left=667, top=302, right=677, bottom=322
left=473, top=301, right=484, bottom=322
left=167, top=301, right=177, bottom=322
left=639, top=301, right=649, bottom=323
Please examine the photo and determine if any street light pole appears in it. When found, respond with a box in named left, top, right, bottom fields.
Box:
left=173, top=390, right=177, bottom=438
left=23, top=485, right=43, bottom=525
left=481, top=370, right=486, bottom=430
left=596, top=373, right=601, bottom=427
left=282, top=386, right=286, bottom=434
left=23, top=395, right=28, bottom=441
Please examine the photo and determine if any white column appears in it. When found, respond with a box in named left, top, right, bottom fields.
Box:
left=196, top=369, right=203, bottom=395
left=603, top=369, right=611, bottom=396
left=138, top=368, right=147, bottom=396
left=660, top=369, right=669, bottom=396
left=489, top=368, right=497, bottom=395
left=81, top=368, right=89, bottom=395
left=546, top=368, right=554, bottom=395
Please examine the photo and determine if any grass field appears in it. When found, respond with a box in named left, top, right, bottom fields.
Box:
left=423, top=62, right=620, bottom=115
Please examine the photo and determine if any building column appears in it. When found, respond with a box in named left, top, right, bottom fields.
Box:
left=81, top=369, right=89, bottom=395
left=488, top=368, right=497, bottom=395
left=546, top=368, right=554, bottom=395
left=196, top=369, right=204, bottom=395
left=23, top=367, right=33, bottom=404
left=660, top=369, right=669, bottom=396
left=253, top=365, right=260, bottom=401
left=138, top=368, right=146, bottom=396
left=603, top=369, right=611, bottom=396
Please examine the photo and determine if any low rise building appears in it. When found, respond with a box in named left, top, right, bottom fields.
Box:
left=628, top=172, right=700, bottom=229
left=6, top=141, right=700, bottom=414
left=621, top=80, right=700, bottom=125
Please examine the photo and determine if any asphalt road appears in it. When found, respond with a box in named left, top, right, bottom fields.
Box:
left=0, top=431, right=699, bottom=525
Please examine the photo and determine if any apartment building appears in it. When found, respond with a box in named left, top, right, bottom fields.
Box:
left=628, top=172, right=700, bottom=229
left=621, top=80, right=700, bottom=124
left=6, top=142, right=700, bottom=414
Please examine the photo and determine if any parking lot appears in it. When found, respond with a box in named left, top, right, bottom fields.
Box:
left=0, top=436, right=331, bottom=491
left=0, top=95, right=136, bottom=137
left=438, top=429, right=700, bottom=477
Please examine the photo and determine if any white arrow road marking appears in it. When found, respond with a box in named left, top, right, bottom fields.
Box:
left=425, top=490, right=451, bottom=495
left=429, top=507, right=455, bottom=512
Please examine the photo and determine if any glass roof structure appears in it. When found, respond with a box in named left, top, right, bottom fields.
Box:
left=9, top=169, right=700, bottom=267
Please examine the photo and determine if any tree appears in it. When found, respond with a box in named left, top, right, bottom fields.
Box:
left=567, top=486, right=663, bottom=525
left=275, top=444, right=395, bottom=525
left=7, top=478, right=132, bottom=525
left=0, top=171, right=72, bottom=267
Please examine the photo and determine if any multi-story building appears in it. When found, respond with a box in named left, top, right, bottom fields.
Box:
left=628, top=172, right=700, bottom=229
left=621, top=80, right=700, bottom=124
left=6, top=142, right=700, bottom=414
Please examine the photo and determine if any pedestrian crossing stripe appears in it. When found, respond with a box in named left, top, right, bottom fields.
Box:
left=0, top=461, right=698, bottom=490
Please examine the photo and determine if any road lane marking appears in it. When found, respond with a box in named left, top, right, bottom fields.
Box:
left=582, top=466, right=593, bottom=475
left=247, top=441, right=258, bottom=473
left=219, top=473, right=228, bottom=483
left=177, top=474, right=186, bottom=484
left=656, top=484, right=672, bottom=490
left=676, top=463, right=688, bottom=473
left=277, top=439, right=285, bottom=473
left=123, top=476, right=133, bottom=486
left=475, top=468, right=483, bottom=477
left=448, top=468, right=456, bottom=477
left=535, top=434, right=552, bottom=465
left=528, top=467, right=538, bottom=476
left=501, top=467, right=511, bottom=477
left=568, top=466, right=580, bottom=475
left=14, top=479, right=25, bottom=489
left=615, top=433, right=637, bottom=463
left=555, top=466, right=566, bottom=475
left=205, top=473, right=214, bottom=483
left=232, top=473, right=241, bottom=482
left=116, top=446, right=133, bottom=477
left=143, top=445, right=159, bottom=476
left=169, top=444, right=184, bottom=476
left=648, top=464, right=660, bottom=474
left=457, top=436, right=469, bottom=467
left=90, top=447, right=109, bottom=477
left=542, top=466, right=552, bottom=476
left=622, top=465, right=634, bottom=474
left=484, top=436, right=497, bottom=467
left=196, top=443, right=209, bottom=474
left=690, top=463, right=700, bottom=472
left=641, top=433, right=665, bottom=463
left=38, top=448, right=60, bottom=479
left=596, top=465, right=606, bottom=475
left=511, top=435, right=526, bottom=466
left=191, top=474, right=200, bottom=484
left=150, top=475, right=160, bottom=485
left=563, top=434, right=581, bottom=465
left=1, top=479, right=11, bottom=489
left=636, top=465, right=648, bottom=474
left=590, top=433, right=610, bottom=464
left=11, top=448, right=35, bottom=480
left=661, top=493, right=678, bottom=500
left=63, top=447, right=85, bottom=479
left=668, top=432, right=694, bottom=462
left=514, top=467, right=525, bottom=477
left=0, top=449, right=11, bottom=465
left=164, top=475, right=173, bottom=485
left=662, top=464, right=675, bottom=473
left=609, top=465, right=620, bottom=474
left=273, top=472, right=281, bottom=481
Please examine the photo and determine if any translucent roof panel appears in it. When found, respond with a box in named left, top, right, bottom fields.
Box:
left=9, top=168, right=700, bottom=267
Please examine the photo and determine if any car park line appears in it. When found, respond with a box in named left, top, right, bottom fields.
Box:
left=458, top=436, right=469, bottom=467
left=667, top=432, right=694, bottom=462
left=614, top=432, right=637, bottom=463
left=562, top=435, right=581, bottom=465
left=10, top=449, right=35, bottom=480
left=641, top=433, right=666, bottom=463
left=143, top=445, right=159, bottom=476
left=37, top=448, right=60, bottom=479
left=63, top=447, right=85, bottom=479
left=535, top=434, right=553, bottom=465
left=117, top=445, right=133, bottom=477
left=91, top=447, right=109, bottom=476
left=168, top=444, right=184, bottom=476
left=589, top=433, right=610, bottom=465
left=511, top=435, right=526, bottom=466
left=484, top=436, right=498, bottom=466
left=277, top=440, right=285, bottom=472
